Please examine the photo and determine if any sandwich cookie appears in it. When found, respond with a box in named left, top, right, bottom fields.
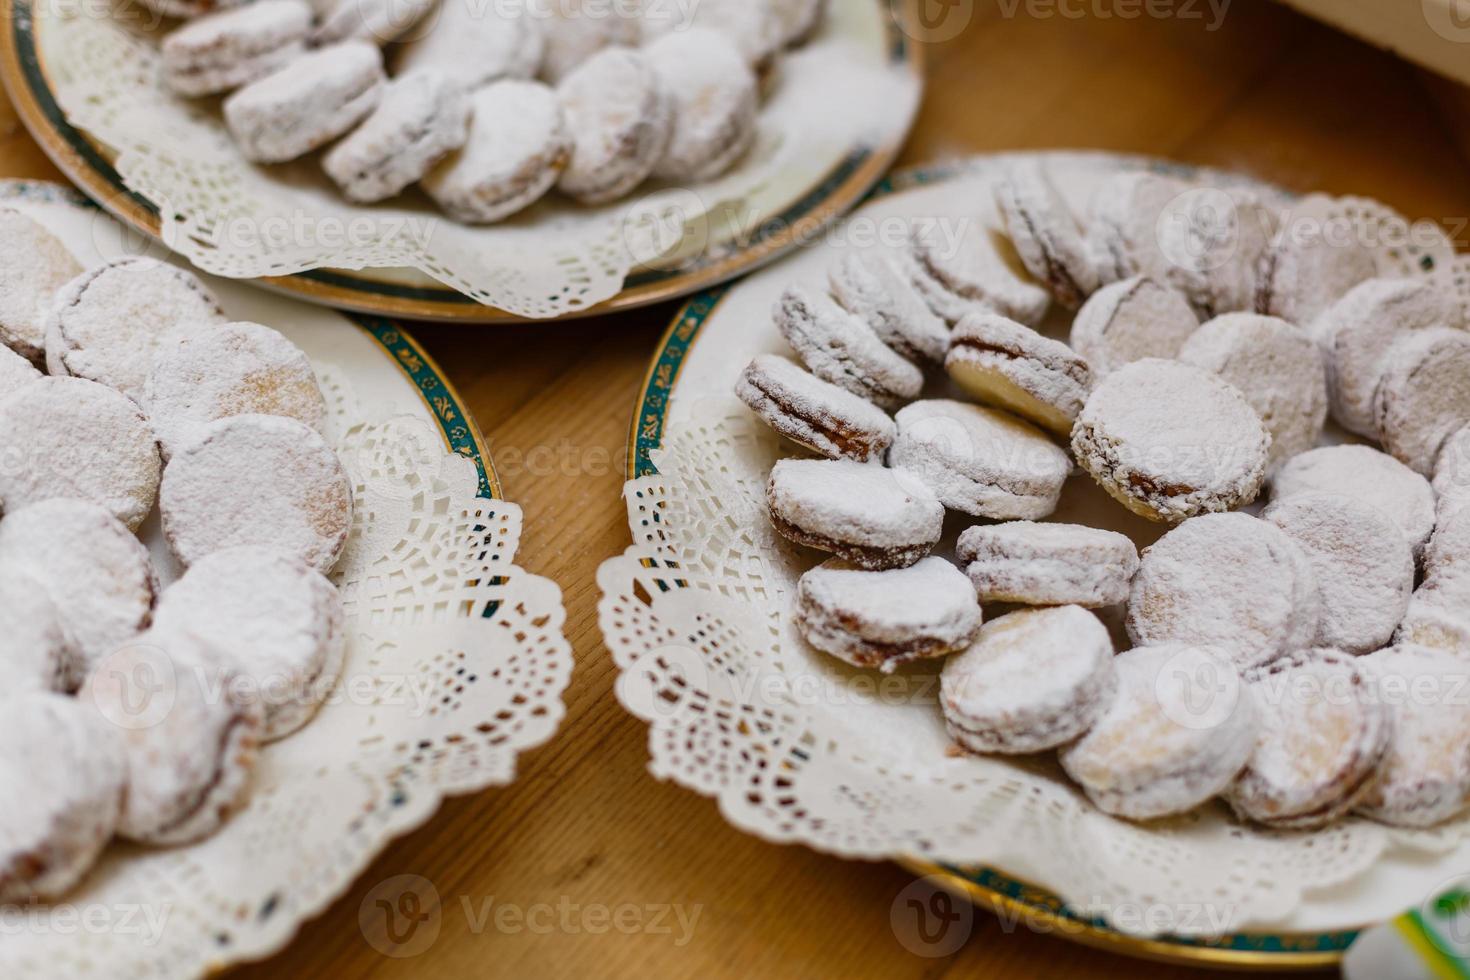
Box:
left=945, top=312, right=1094, bottom=437
left=0, top=343, right=41, bottom=397
left=766, top=458, right=943, bottom=570
left=532, top=0, right=641, bottom=84
left=1372, top=326, right=1470, bottom=476
left=1434, top=423, right=1470, bottom=519
left=1154, top=186, right=1277, bottom=318
left=643, top=0, right=784, bottom=72
left=994, top=162, right=1099, bottom=308
left=136, top=0, right=251, bottom=20
left=556, top=48, right=673, bottom=205
left=312, top=0, right=437, bottom=45
left=1255, top=194, right=1378, bottom=325
left=223, top=41, right=385, bottom=163
left=1396, top=569, right=1470, bottom=655
left=323, top=69, right=470, bottom=204
left=1069, top=276, right=1198, bottom=380
left=645, top=29, right=759, bottom=183
left=1271, top=444, right=1437, bottom=558
left=0, top=208, right=82, bottom=364
left=1085, top=169, right=1192, bottom=286
left=735, top=354, right=896, bottom=463
left=392, top=4, right=544, bottom=89
left=161, top=0, right=311, bottom=97
left=772, top=285, right=922, bottom=409
left=0, top=564, right=72, bottom=694
left=956, top=521, right=1139, bottom=608
left=909, top=222, right=1051, bottom=327
left=828, top=250, right=950, bottom=365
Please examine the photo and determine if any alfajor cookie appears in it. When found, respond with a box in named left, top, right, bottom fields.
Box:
left=312, top=0, right=437, bottom=46
left=645, top=29, right=759, bottom=183
left=828, top=250, right=949, bottom=365
left=1372, top=326, right=1470, bottom=476
left=323, top=69, right=469, bottom=204
left=766, top=458, right=943, bottom=569
left=941, top=605, right=1116, bottom=755
left=0, top=564, right=71, bottom=694
left=1271, top=444, right=1437, bottom=558
left=643, top=0, right=784, bottom=72
left=794, top=557, right=981, bottom=672
left=957, top=521, right=1139, bottom=608
left=945, top=312, right=1094, bottom=436
left=0, top=343, right=40, bottom=397
left=1155, top=186, right=1278, bottom=318
left=994, top=162, right=1099, bottom=308
left=1085, top=169, right=1191, bottom=286
left=1434, top=423, right=1470, bottom=519
left=161, top=0, right=311, bottom=97
left=556, top=48, right=673, bottom=205
left=889, top=400, right=1071, bottom=520
left=393, top=4, right=543, bottom=88
left=1256, top=194, right=1378, bottom=325
left=735, top=354, right=896, bottom=462
left=0, top=208, right=82, bottom=364
left=533, top=0, right=641, bottom=84
left=772, top=285, right=922, bottom=409
left=135, top=0, right=252, bottom=21
left=1396, top=569, right=1470, bottom=655
left=909, top=222, right=1051, bottom=327
left=1070, top=276, right=1198, bottom=380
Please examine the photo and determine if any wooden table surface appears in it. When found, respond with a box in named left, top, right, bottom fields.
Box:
left=7, top=1, right=1469, bottom=976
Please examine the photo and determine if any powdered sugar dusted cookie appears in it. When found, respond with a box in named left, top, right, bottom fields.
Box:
left=0, top=499, right=157, bottom=688
left=154, top=546, right=345, bottom=741
left=945, top=312, right=1094, bottom=436
left=645, top=29, right=758, bottom=183
left=0, top=343, right=40, bottom=397
left=136, top=0, right=251, bottom=20
left=644, top=0, right=784, bottom=71
left=773, top=0, right=828, bottom=47
left=1435, top=423, right=1470, bottom=518
left=994, top=162, right=1099, bottom=308
left=773, top=285, right=922, bottom=409
left=828, top=251, right=949, bottom=364
left=909, top=222, right=1051, bottom=327
left=1060, top=643, right=1257, bottom=820
left=1128, top=513, right=1321, bottom=669
left=0, top=377, right=160, bottom=530
left=1357, top=645, right=1470, bottom=828
left=1263, top=493, right=1413, bottom=655
left=423, top=79, right=571, bottom=224
left=224, top=41, right=385, bottom=163
left=45, top=257, right=226, bottom=402
left=766, top=458, right=943, bottom=569
left=957, top=521, right=1139, bottom=608
left=1072, top=358, right=1270, bottom=523
left=735, top=355, right=895, bottom=462
left=0, top=692, right=125, bottom=903
left=1396, top=569, right=1470, bottom=654
left=1372, top=326, right=1470, bottom=476
left=162, top=0, right=311, bottom=97
left=322, top=69, right=468, bottom=204
left=1256, top=194, right=1377, bottom=325
left=795, top=557, right=980, bottom=672
left=1178, top=312, right=1327, bottom=465
left=1070, top=276, right=1198, bottom=380
left=1086, top=169, right=1191, bottom=286
left=312, top=0, right=436, bottom=45
left=1271, top=445, right=1436, bottom=557
left=942, top=605, right=1115, bottom=755
left=889, top=400, right=1070, bottom=520
left=557, top=48, right=672, bottom=205
left=393, top=4, right=543, bottom=88
left=1228, top=649, right=1389, bottom=830
left=0, top=208, right=82, bottom=363
left=0, top=564, right=71, bottom=694
left=1426, top=505, right=1470, bottom=581
left=1155, top=186, right=1278, bottom=318
left=161, top=414, right=353, bottom=572
left=533, top=0, right=641, bottom=83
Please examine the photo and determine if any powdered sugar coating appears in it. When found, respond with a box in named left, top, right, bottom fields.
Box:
left=942, top=606, right=1116, bottom=755
left=910, top=222, right=1051, bottom=327
left=556, top=48, right=673, bottom=205
left=146, top=320, right=327, bottom=461
left=161, top=0, right=311, bottom=97
left=735, top=354, right=895, bottom=462
left=1434, top=424, right=1470, bottom=519
left=0, top=499, right=157, bottom=688
left=393, top=4, right=544, bottom=88
left=772, top=0, right=828, bottom=47
left=1085, top=170, right=1191, bottom=286
left=0, top=564, right=71, bottom=694
left=645, top=29, right=758, bottom=183
left=1372, top=326, right=1470, bottom=475
left=0, top=208, right=82, bottom=362
left=1228, top=649, right=1389, bottom=830
left=994, top=162, right=1099, bottom=308
left=0, top=343, right=41, bottom=397
left=1071, top=358, right=1270, bottom=523
left=312, top=0, right=435, bottom=45
left=890, top=400, right=1070, bottom=520
left=0, top=377, right=161, bottom=530
left=1060, top=644, right=1257, bottom=820
left=828, top=250, right=949, bottom=364
left=1396, top=568, right=1470, bottom=654
left=1256, top=193, right=1378, bottom=325
left=161, top=414, right=353, bottom=572
left=1155, top=187, right=1278, bottom=319
left=45, top=257, right=226, bottom=403
left=957, top=521, right=1139, bottom=608
left=1178, top=312, right=1328, bottom=465
left=0, top=692, right=125, bottom=903
left=945, top=312, right=1094, bottom=436
left=773, top=284, right=922, bottom=409
left=136, top=0, right=254, bottom=23
left=534, top=0, right=640, bottom=83
left=1426, top=506, right=1470, bottom=580
left=766, top=458, right=943, bottom=569
left=224, top=41, right=385, bottom=164
left=643, top=0, right=784, bottom=70
left=1070, top=276, right=1198, bottom=380
left=795, top=557, right=981, bottom=672
left=1128, top=513, right=1321, bottom=669
left=1271, top=445, right=1437, bottom=557
left=323, top=70, right=470, bottom=204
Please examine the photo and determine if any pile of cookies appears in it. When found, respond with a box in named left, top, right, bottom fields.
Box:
left=738, top=162, right=1470, bottom=830
left=0, top=209, right=352, bottom=903
left=152, top=0, right=828, bottom=218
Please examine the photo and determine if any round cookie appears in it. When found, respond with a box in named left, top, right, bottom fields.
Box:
left=0, top=208, right=82, bottom=363
left=135, top=0, right=254, bottom=23
left=1070, top=276, right=1198, bottom=380
left=956, top=521, right=1139, bottom=608
left=994, top=162, right=1099, bottom=308
left=1227, top=650, right=1389, bottom=830
left=81, top=630, right=263, bottom=845
left=909, top=221, right=1051, bottom=327
left=1396, top=569, right=1470, bottom=655
left=1059, top=644, right=1257, bottom=820
left=533, top=0, right=641, bottom=84
left=45, top=256, right=226, bottom=402
left=1071, top=358, right=1270, bottom=523
left=0, top=564, right=71, bottom=694
left=941, top=605, right=1116, bottom=755
left=1256, top=193, right=1378, bottom=325
left=1357, top=645, right=1470, bottom=828
left=323, top=69, right=469, bottom=204
left=645, top=29, right=759, bottom=183
left=312, top=0, right=436, bottom=45
left=422, top=79, right=571, bottom=224
left=161, top=0, right=312, bottom=97
left=1178, top=312, right=1328, bottom=465
left=735, top=354, right=896, bottom=462
left=766, top=458, right=943, bottom=570
left=0, top=692, right=126, bottom=903
left=1085, top=169, right=1192, bottom=285
left=643, top=0, right=784, bottom=71
left=0, top=377, right=161, bottom=530
left=1434, top=423, right=1470, bottom=519
left=1271, top=444, right=1436, bottom=558
left=889, top=400, right=1071, bottom=520
left=1372, top=326, right=1470, bottom=476
left=1154, top=186, right=1278, bottom=318
left=393, top=5, right=543, bottom=89
left=0, top=342, right=41, bottom=397
left=0, top=499, right=157, bottom=688
left=223, top=41, right=386, bottom=164
left=1127, top=513, right=1321, bottom=669
left=794, top=557, right=981, bottom=672
left=160, top=414, right=353, bottom=572
left=828, top=250, right=949, bottom=365
left=556, top=48, right=673, bottom=205
left=945, top=312, right=1094, bottom=436
left=772, top=285, right=922, bottom=409
left=145, top=320, right=328, bottom=460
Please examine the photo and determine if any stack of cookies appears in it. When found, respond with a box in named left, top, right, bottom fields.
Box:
left=738, top=161, right=1470, bottom=830
left=154, top=0, right=828, bottom=219
left=0, top=209, right=353, bottom=904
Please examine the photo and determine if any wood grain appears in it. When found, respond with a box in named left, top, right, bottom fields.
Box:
left=6, top=0, right=1470, bottom=975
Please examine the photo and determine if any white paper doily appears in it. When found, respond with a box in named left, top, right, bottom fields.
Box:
left=0, top=181, right=574, bottom=979
left=598, top=152, right=1470, bottom=946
